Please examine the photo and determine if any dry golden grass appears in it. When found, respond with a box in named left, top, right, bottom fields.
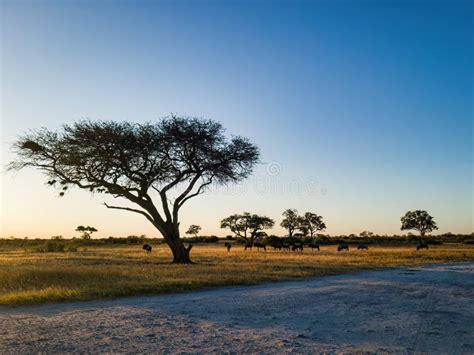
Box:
left=0, top=243, right=473, bottom=306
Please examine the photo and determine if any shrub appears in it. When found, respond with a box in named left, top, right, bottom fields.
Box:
left=126, top=235, right=146, bottom=244
left=182, top=235, right=219, bottom=243
left=34, top=240, right=66, bottom=253
left=264, top=235, right=282, bottom=246
left=66, top=243, right=79, bottom=252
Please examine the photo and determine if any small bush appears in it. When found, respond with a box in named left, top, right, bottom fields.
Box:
left=66, top=244, right=79, bottom=252
left=182, top=235, right=219, bottom=243
left=126, top=235, right=147, bottom=244
left=34, top=240, right=66, bottom=253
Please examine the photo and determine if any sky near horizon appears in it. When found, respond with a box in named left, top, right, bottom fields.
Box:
left=1, top=0, right=472, bottom=239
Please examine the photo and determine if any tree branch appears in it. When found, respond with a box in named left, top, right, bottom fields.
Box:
left=103, top=202, right=155, bottom=226
left=172, top=173, right=203, bottom=222
left=178, top=177, right=214, bottom=208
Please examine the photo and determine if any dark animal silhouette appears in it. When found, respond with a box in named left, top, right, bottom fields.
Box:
left=244, top=242, right=266, bottom=251
left=224, top=242, right=232, bottom=252
left=337, top=243, right=349, bottom=252
left=357, top=244, right=369, bottom=250
left=291, top=243, right=303, bottom=252
left=270, top=241, right=283, bottom=250
left=272, top=244, right=282, bottom=251
left=254, top=242, right=266, bottom=251
left=308, top=243, right=320, bottom=251
left=416, top=243, right=429, bottom=250
left=282, top=243, right=291, bottom=251
left=142, top=244, right=152, bottom=253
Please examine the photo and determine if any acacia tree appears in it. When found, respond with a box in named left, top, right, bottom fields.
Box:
left=9, top=116, right=259, bottom=263
left=299, top=212, right=326, bottom=237
left=220, top=212, right=274, bottom=246
left=280, top=208, right=299, bottom=237
left=75, top=225, right=98, bottom=240
left=186, top=225, right=201, bottom=238
left=401, top=210, right=438, bottom=244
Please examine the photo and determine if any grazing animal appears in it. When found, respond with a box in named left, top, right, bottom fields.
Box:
left=357, top=244, right=369, bottom=250
left=254, top=242, right=267, bottom=251
left=308, top=243, right=320, bottom=251
left=416, top=243, right=429, bottom=250
left=337, top=243, right=349, bottom=252
left=282, top=243, right=291, bottom=251
left=291, top=243, right=303, bottom=252
left=244, top=242, right=266, bottom=251
left=270, top=241, right=283, bottom=250
left=224, top=242, right=232, bottom=252
left=142, top=244, right=152, bottom=253
left=272, top=244, right=282, bottom=251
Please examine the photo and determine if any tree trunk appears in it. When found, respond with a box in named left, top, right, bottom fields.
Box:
left=171, top=240, right=193, bottom=264
left=162, top=223, right=193, bottom=264
left=419, top=231, right=425, bottom=245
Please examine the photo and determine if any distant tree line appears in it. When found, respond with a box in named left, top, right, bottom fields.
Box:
left=1, top=231, right=473, bottom=253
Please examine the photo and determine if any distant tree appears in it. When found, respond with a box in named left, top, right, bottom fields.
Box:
left=186, top=225, right=202, bottom=238
left=401, top=210, right=438, bottom=244
left=299, top=212, right=326, bottom=237
left=220, top=212, right=274, bottom=246
left=9, top=116, right=259, bottom=263
left=280, top=209, right=299, bottom=237
left=297, top=218, right=310, bottom=237
left=360, top=231, right=374, bottom=238
left=75, top=225, right=97, bottom=240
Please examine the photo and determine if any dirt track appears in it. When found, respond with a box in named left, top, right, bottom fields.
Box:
left=1, top=263, right=473, bottom=353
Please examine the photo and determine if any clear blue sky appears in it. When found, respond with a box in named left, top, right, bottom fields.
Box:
left=1, top=0, right=472, bottom=238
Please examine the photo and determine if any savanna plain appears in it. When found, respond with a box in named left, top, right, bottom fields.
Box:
left=1, top=242, right=473, bottom=307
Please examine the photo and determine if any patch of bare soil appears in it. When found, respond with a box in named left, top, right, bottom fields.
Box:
left=1, top=263, right=473, bottom=353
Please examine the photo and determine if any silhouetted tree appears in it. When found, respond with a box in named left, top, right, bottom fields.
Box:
left=186, top=224, right=201, bottom=238
left=299, top=212, right=326, bottom=237
left=280, top=208, right=299, bottom=237
left=9, top=116, right=259, bottom=263
left=75, top=225, right=97, bottom=240
left=401, top=210, right=438, bottom=244
left=220, top=212, right=274, bottom=246
left=360, top=231, right=374, bottom=238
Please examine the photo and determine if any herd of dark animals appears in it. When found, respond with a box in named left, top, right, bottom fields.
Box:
left=143, top=241, right=429, bottom=253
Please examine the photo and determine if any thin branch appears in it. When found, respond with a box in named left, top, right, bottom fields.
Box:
left=103, top=202, right=155, bottom=225
left=178, top=177, right=214, bottom=208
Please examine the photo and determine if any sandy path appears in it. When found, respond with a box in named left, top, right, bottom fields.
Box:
left=1, top=263, right=473, bottom=354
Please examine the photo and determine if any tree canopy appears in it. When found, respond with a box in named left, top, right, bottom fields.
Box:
left=10, top=116, right=259, bottom=263
left=401, top=210, right=438, bottom=243
left=75, top=225, right=97, bottom=240
left=220, top=212, right=274, bottom=245
left=186, top=225, right=201, bottom=237
left=299, top=212, right=326, bottom=237
left=280, top=209, right=299, bottom=237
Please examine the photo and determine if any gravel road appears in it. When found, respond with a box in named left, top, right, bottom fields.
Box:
left=1, top=263, right=473, bottom=353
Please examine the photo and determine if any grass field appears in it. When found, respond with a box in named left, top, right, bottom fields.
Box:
left=0, top=243, right=473, bottom=306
